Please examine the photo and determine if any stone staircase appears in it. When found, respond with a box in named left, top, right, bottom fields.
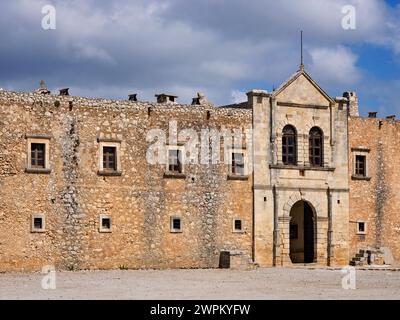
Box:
left=350, top=248, right=386, bottom=266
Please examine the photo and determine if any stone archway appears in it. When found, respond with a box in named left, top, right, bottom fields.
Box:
left=289, top=200, right=316, bottom=263
left=279, top=192, right=327, bottom=266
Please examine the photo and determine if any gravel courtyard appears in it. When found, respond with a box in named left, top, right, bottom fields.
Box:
left=1, top=268, right=399, bottom=300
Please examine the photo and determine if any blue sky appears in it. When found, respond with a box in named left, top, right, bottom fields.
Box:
left=0, top=0, right=399, bottom=116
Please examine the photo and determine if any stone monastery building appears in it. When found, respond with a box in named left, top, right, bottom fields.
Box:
left=0, top=66, right=398, bottom=271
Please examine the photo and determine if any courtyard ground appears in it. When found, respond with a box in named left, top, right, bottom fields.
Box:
left=0, top=267, right=399, bottom=300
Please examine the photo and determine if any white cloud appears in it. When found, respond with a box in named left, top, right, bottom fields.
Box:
left=0, top=0, right=399, bottom=110
left=230, top=90, right=247, bottom=104
left=309, top=46, right=362, bottom=86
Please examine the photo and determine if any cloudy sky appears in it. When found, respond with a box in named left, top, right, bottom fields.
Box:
left=0, top=0, right=399, bottom=116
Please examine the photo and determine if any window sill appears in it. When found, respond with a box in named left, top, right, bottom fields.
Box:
left=25, top=168, right=51, bottom=174
left=356, top=232, right=366, bottom=235
left=351, top=175, right=371, bottom=181
left=232, top=230, right=246, bottom=234
left=99, top=229, right=112, bottom=233
left=170, top=230, right=183, bottom=233
left=98, top=170, right=122, bottom=176
left=164, top=172, right=186, bottom=179
left=227, top=174, right=249, bottom=181
left=31, top=229, right=46, bottom=233
left=269, top=164, right=335, bottom=172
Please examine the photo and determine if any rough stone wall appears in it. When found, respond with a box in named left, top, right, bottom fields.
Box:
left=0, top=91, right=252, bottom=272
left=348, top=117, right=400, bottom=263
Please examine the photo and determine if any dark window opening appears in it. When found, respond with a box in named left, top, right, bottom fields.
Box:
left=355, top=155, right=366, bottom=176
left=34, top=217, right=43, bottom=230
left=282, top=125, right=297, bottom=165
left=358, top=222, right=365, bottom=233
left=172, top=218, right=181, bottom=231
left=102, top=218, right=111, bottom=230
left=103, top=147, right=117, bottom=171
left=231, top=152, right=245, bottom=175
left=309, top=127, right=323, bottom=167
left=31, top=143, right=46, bottom=168
left=234, top=219, right=242, bottom=231
left=168, top=149, right=182, bottom=173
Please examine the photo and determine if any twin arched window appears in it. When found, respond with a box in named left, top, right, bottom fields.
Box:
left=281, top=126, right=323, bottom=167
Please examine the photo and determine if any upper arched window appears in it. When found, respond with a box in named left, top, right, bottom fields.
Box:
left=309, top=127, right=323, bottom=167
left=282, top=125, right=297, bottom=165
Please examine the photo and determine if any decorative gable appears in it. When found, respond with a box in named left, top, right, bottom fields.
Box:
left=274, top=70, right=333, bottom=107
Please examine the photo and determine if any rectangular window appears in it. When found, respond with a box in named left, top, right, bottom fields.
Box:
left=234, top=219, right=243, bottom=232
left=170, top=217, right=182, bottom=233
left=102, top=218, right=111, bottom=230
left=31, top=214, right=45, bottom=232
left=31, top=143, right=46, bottom=169
left=231, top=152, right=245, bottom=176
left=357, top=221, right=366, bottom=235
left=99, top=215, right=112, bottom=232
left=355, top=155, right=366, bottom=176
left=103, top=146, right=117, bottom=171
left=34, top=217, right=43, bottom=229
left=168, top=149, right=182, bottom=173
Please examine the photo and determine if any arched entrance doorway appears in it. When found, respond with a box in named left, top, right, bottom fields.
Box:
left=289, top=200, right=316, bottom=263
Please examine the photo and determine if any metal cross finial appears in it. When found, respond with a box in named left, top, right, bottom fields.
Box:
left=40, top=80, right=46, bottom=88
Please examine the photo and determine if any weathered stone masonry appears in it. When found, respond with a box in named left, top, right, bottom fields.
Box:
left=1, top=66, right=399, bottom=272
left=0, top=90, right=253, bottom=271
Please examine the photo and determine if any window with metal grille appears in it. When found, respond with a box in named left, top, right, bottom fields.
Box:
left=282, top=125, right=297, bottom=165
left=309, top=127, right=323, bottom=167
left=355, top=155, right=366, bottom=176
left=168, top=149, right=182, bottom=173
left=103, top=146, right=117, bottom=171
left=231, top=152, right=245, bottom=175
left=31, top=143, right=45, bottom=168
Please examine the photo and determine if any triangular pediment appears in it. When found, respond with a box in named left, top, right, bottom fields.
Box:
left=273, top=69, right=333, bottom=106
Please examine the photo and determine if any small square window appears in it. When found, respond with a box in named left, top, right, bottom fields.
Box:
left=99, top=215, right=112, bottom=232
left=357, top=221, right=366, bottom=235
left=31, top=214, right=45, bottom=232
left=170, top=217, right=182, bottom=233
left=233, top=219, right=243, bottom=232
left=34, top=218, right=43, bottom=229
